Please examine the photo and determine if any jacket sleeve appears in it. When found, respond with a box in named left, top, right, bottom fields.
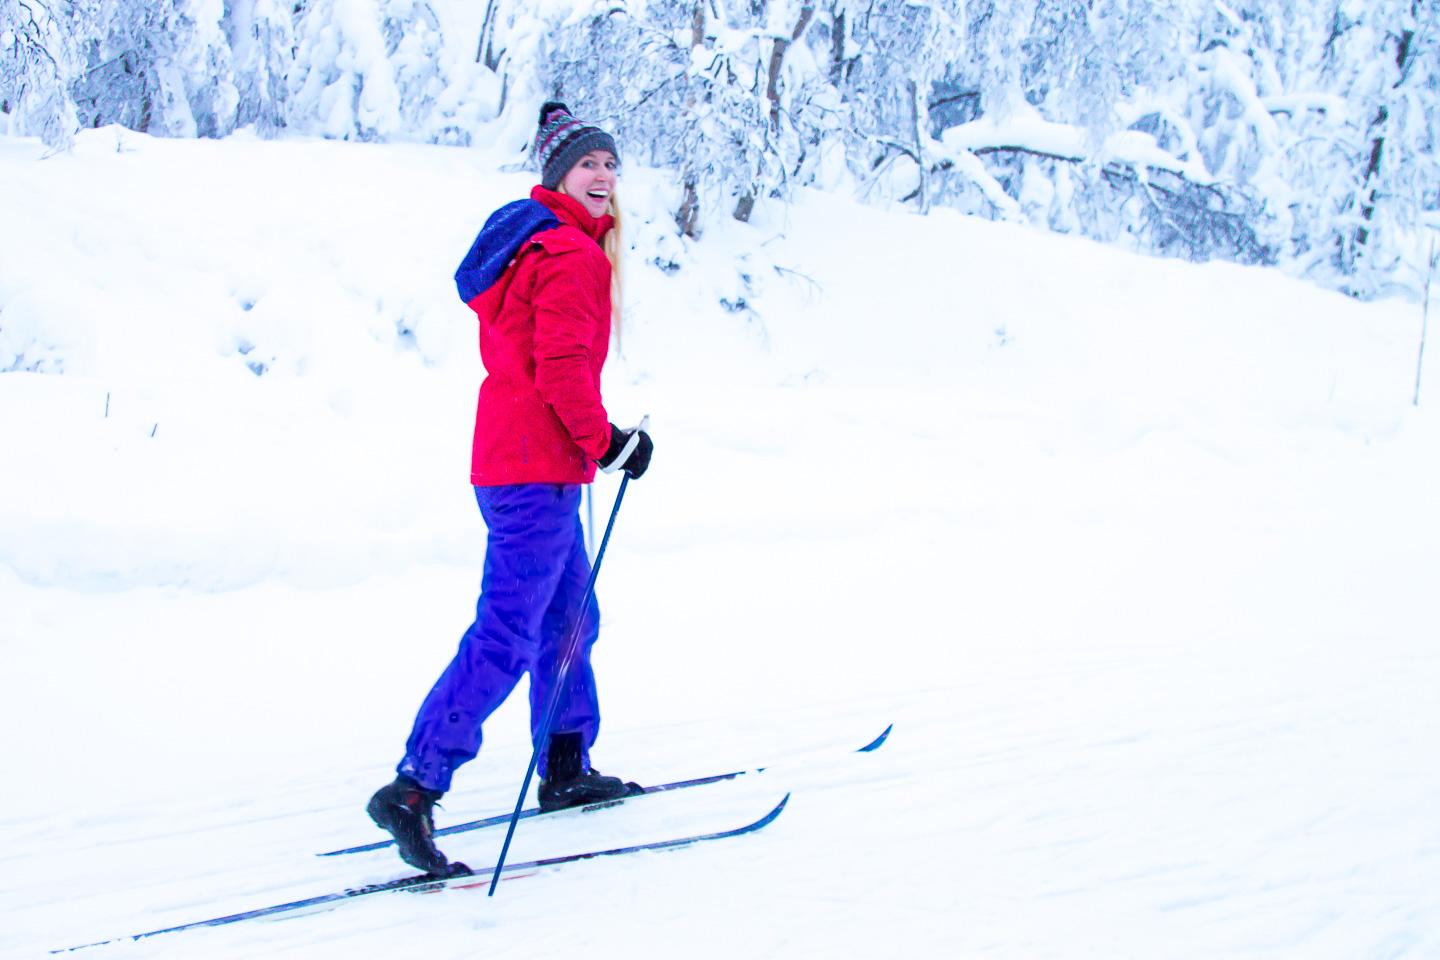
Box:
left=530, top=249, right=612, bottom=461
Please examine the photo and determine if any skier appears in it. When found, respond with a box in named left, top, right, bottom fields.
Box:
left=367, top=102, right=653, bottom=877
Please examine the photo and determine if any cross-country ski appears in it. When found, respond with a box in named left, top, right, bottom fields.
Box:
left=56, top=796, right=790, bottom=954
left=320, top=724, right=890, bottom=858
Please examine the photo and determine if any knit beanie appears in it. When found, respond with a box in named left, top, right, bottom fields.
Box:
left=534, top=101, right=619, bottom=191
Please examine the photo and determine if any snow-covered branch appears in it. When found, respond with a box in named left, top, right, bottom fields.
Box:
left=3, top=0, right=1435, bottom=298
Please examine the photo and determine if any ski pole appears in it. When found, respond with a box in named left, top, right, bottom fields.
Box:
left=488, top=421, right=644, bottom=895
left=585, top=485, right=595, bottom=558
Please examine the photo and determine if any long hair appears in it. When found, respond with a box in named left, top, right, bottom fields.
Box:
left=602, top=187, right=623, bottom=344
left=557, top=183, right=624, bottom=344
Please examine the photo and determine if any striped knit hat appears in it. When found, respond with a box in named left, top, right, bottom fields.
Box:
left=535, top=101, right=619, bottom=191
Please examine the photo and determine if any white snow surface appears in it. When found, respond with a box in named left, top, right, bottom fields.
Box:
left=2, top=128, right=1438, bottom=958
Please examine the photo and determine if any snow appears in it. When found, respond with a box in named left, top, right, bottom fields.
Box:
left=940, top=100, right=1086, bottom=161
left=2, top=127, right=1439, bottom=958
left=1203, top=46, right=1282, bottom=153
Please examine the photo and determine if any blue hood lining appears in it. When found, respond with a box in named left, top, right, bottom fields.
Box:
left=454, top=199, right=559, bottom=304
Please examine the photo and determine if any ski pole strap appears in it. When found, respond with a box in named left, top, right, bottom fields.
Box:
left=598, top=414, right=650, bottom=474
left=598, top=431, right=641, bottom=474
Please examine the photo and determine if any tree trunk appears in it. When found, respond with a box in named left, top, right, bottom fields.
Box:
left=829, top=7, right=846, bottom=85
left=765, top=2, right=814, bottom=130
left=477, top=0, right=502, bottom=69
left=909, top=80, right=928, bottom=214
left=743, top=2, right=815, bottom=224
left=675, top=1, right=706, bottom=238
left=733, top=191, right=756, bottom=223
left=1355, top=11, right=1418, bottom=252
left=1356, top=107, right=1386, bottom=248
left=677, top=179, right=702, bottom=237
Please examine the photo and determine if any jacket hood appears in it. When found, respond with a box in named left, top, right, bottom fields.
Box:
left=453, top=198, right=558, bottom=305
left=453, top=187, right=615, bottom=306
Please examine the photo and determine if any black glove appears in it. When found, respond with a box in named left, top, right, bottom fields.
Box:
left=598, top=423, right=653, bottom=479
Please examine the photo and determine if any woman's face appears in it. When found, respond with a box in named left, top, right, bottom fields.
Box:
left=561, top=150, right=619, bottom=218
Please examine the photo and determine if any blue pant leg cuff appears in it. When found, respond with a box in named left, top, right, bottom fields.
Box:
left=397, top=757, right=451, bottom=794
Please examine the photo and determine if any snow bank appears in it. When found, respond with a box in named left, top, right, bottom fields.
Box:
left=1, top=130, right=1437, bottom=960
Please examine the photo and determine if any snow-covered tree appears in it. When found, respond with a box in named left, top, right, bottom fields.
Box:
left=1318, top=0, right=1440, bottom=294
left=0, top=0, right=80, bottom=147
left=287, top=0, right=458, bottom=142
left=3, top=0, right=1436, bottom=299
left=831, top=0, right=966, bottom=212
left=225, top=0, right=291, bottom=135
left=289, top=0, right=403, bottom=140
left=69, top=0, right=237, bottom=137
left=526, top=2, right=744, bottom=233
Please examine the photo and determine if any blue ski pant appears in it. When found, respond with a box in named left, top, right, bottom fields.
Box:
left=397, top=483, right=601, bottom=793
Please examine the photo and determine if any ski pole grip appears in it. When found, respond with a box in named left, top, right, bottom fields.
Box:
left=601, top=415, right=650, bottom=475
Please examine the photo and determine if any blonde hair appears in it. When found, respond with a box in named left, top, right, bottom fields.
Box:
left=604, top=188, right=623, bottom=343
left=557, top=182, right=624, bottom=344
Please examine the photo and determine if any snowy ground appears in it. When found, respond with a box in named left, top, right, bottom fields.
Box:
left=2, top=128, right=1438, bottom=958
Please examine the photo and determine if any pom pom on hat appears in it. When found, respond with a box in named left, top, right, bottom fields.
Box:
left=534, top=101, right=619, bottom=190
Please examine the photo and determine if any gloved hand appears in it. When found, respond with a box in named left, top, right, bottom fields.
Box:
left=597, top=422, right=653, bottom=479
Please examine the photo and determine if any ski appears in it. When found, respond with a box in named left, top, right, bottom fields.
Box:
left=319, top=722, right=891, bottom=858
left=56, top=794, right=790, bottom=954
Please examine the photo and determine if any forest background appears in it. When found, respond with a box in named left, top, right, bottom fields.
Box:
left=3, top=0, right=1438, bottom=300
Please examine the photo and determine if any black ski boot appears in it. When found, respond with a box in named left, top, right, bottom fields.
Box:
left=366, top=777, right=469, bottom=877
left=537, top=731, right=643, bottom=812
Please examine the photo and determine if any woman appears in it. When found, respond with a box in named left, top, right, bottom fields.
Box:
left=367, top=102, right=654, bottom=877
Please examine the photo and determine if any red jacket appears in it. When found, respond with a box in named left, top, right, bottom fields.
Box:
left=464, top=187, right=614, bottom=486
